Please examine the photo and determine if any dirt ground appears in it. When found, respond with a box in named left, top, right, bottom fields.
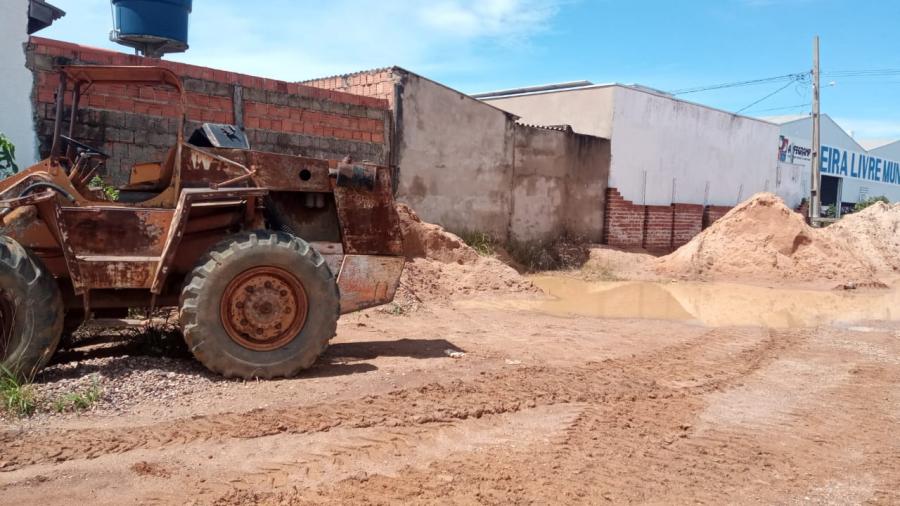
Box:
left=3, top=202, right=900, bottom=505
left=2, top=285, right=899, bottom=505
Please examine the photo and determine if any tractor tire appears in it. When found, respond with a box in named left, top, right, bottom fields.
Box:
left=0, top=236, right=64, bottom=379
left=180, top=231, right=340, bottom=379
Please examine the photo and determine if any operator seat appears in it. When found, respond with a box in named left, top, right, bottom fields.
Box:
left=115, top=146, right=178, bottom=202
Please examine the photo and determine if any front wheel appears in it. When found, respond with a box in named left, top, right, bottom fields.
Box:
left=179, top=231, right=340, bottom=379
left=0, top=236, right=64, bottom=379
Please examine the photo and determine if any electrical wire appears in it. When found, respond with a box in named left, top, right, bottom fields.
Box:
left=670, top=72, right=807, bottom=95
left=736, top=78, right=804, bottom=114
left=743, top=102, right=811, bottom=114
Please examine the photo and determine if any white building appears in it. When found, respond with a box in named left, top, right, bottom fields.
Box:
left=0, top=0, right=65, bottom=168
left=477, top=82, right=793, bottom=209
left=772, top=114, right=900, bottom=216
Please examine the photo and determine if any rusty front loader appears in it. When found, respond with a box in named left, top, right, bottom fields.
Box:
left=0, top=65, right=404, bottom=379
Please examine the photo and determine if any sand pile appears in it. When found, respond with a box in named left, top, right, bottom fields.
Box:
left=396, top=204, right=536, bottom=301
left=824, top=202, right=900, bottom=275
left=654, top=193, right=878, bottom=285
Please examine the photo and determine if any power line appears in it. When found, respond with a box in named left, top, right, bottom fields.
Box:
left=670, top=72, right=808, bottom=95
left=743, top=102, right=811, bottom=114
left=736, top=79, right=802, bottom=114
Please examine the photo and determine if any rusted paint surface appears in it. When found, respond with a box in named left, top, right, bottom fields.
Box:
left=129, top=162, right=164, bottom=186
left=77, top=258, right=157, bottom=289
left=220, top=266, right=309, bottom=351
left=336, top=255, right=405, bottom=314
left=248, top=151, right=332, bottom=192
left=333, top=166, right=404, bottom=256
left=180, top=146, right=248, bottom=188
left=310, top=241, right=344, bottom=276
left=151, top=187, right=267, bottom=293
left=58, top=208, right=173, bottom=256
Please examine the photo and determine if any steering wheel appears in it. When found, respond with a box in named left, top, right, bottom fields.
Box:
left=59, top=135, right=110, bottom=159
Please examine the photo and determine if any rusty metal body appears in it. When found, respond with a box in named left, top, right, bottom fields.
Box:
left=0, top=65, right=404, bottom=319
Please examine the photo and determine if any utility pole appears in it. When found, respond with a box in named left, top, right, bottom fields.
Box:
left=809, top=35, right=821, bottom=222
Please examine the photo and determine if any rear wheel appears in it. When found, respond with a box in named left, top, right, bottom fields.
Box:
left=180, top=231, right=340, bottom=379
left=0, top=236, right=64, bottom=379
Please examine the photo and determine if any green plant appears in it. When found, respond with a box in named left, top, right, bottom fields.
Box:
left=459, top=231, right=495, bottom=256
left=53, top=375, right=103, bottom=413
left=853, top=196, right=889, bottom=212
left=0, top=133, right=19, bottom=178
left=0, top=366, right=37, bottom=417
left=89, top=175, right=120, bottom=201
left=506, top=234, right=591, bottom=272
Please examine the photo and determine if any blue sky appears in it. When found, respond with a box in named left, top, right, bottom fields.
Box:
left=40, top=0, right=900, bottom=140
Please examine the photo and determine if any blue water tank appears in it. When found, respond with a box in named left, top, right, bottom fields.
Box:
left=111, top=0, right=192, bottom=57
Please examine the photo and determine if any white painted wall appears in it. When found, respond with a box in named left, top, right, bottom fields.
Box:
left=487, top=85, right=783, bottom=207
left=609, top=87, right=781, bottom=207
left=871, top=140, right=900, bottom=162
left=0, top=0, right=38, bottom=168
left=779, top=116, right=900, bottom=204
left=485, top=86, right=616, bottom=139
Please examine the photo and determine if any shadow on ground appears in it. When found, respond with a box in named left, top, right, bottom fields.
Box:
left=41, top=329, right=464, bottom=384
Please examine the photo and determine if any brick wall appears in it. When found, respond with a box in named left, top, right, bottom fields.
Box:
left=604, top=188, right=736, bottom=252
left=643, top=205, right=674, bottom=253
left=27, top=37, right=390, bottom=184
left=603, top=188, right=645, bottom=248
left=671, top=204, right=704, bottom=249
left=703, top=206, right=733, bottom=230
left=302, top=68, right=398, bottom=106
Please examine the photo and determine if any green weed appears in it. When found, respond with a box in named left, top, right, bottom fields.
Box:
left=53, top=376, right=103, bottom=413
left=459, top=231, right=496, bottom=256
left=0, top=366, right=37, bottom=417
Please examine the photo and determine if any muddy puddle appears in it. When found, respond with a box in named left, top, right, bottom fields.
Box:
left=458, top=276, right=900, bottom=329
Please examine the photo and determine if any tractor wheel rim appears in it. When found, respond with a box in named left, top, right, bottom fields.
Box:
left=0, top=290, right=14, bottom=361
left=221, top=267, right=308, bottom=352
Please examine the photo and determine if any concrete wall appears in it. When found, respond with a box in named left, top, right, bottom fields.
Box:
left=27, top=37, right=390, bottom=184
left=1, top=0, right=38, bottom=167
left=306, top=68, right=612, bottom=243
left=485, top=85, right=782, bottom=208
left=394, top=72, right=517, bottom=240
left=512, top=126, right=609, bottom=242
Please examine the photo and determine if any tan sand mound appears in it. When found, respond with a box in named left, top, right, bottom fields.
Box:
left=654, top=193, right=878, bottom=285
left=824, top=201, right=900, bottom=276
left=395, top=204, right=536, bottom=302
left=396, top=203, right=479, bottom=264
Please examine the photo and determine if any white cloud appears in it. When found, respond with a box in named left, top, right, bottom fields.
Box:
left=38, top=0, right=566, bottom=81
left=418, top=0, right=562, bottom=40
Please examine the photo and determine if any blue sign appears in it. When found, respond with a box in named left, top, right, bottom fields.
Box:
left=821, top=145, right=900, bottom=186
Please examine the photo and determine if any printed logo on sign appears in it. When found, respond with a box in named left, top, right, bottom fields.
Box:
left=777, top=136, right=811, bottom=164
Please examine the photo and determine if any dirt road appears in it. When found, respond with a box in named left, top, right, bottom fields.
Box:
left=2, top=286, right=899, bottom=505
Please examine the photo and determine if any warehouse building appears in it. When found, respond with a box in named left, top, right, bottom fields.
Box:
left=771, top=114, right=900, bottom=217
left=477, top=82, right=796, bottom=250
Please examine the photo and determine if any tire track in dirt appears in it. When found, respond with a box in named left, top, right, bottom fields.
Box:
left=0, top=404, right=585, bottom=505
left=0, top=327, right=790, bottom=474
left=213, top=326, right=801, bottom=505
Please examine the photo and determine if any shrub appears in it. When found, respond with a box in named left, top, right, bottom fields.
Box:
left=459, top=231, right=495, bottom=256
left=506, top=234, right=591, bottom=272
left=0, top=133, right=19, bottom=178
left=853, top=196, right=889, bottom=212
left=0, top=366, right=37, bottom=417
